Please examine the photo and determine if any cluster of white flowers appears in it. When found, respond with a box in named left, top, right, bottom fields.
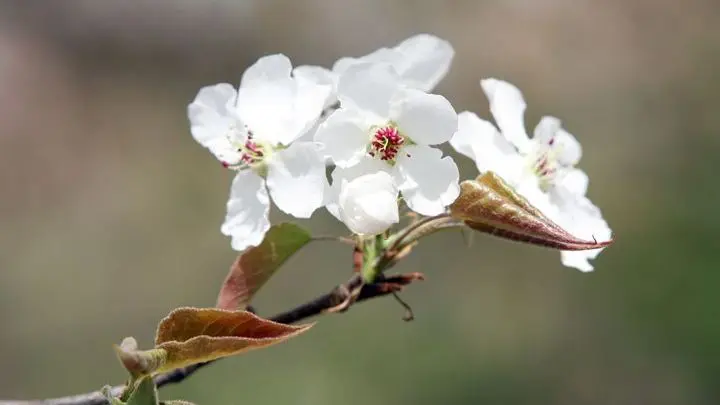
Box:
left=188, top=34, right=611, bottom=271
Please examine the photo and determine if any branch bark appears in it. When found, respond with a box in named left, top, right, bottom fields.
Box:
left=1, top=273, right=423, bottom=405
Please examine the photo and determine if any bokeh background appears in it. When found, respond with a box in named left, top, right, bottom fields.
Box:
left=1, top=0, right=719, bottom=404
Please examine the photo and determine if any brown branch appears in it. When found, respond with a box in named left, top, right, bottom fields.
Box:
left=1, top=273, right=423, bottom=405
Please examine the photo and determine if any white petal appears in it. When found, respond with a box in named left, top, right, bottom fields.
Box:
left=237, top=54, right=329, bottom=145
left=338, top=171, right=399, bottom=235
left=337, top=62, right=400, bottom=118
left=290, top=76, right=333, bottom=145
left=555, top=194, right=611, bottom=272
left=392, top=34, right=454, bottom=91
left=556, top=169, right=589, bottom=197
left=532, top=117, right=582, bottom=166
left=295, top=113, right=324, bottom=145
left=293, top=65, right=335, bottom=87
left=561, top=224, right=611, bottom=272
left=293, top=65, right=338, bottom=109
left=396, top=145, right=460, bottom=215
left=188, top=83, right=237, bottom=147
left=221, top=170, right=271, bottom=251
left=561, top=250, right=596, bottom=272
left=332, top=48, right=401, bottom=76
left=333, top=35, right=453, bottom=92
left=392, top=88, right=457, bottom=145
left=314, top=108, right=371, bottom=168
left=449, top=111, right=487, bottom=160
left=294, top=116, right=337, bottom=167
left=556, top=195, right=608, bottom=239
left=240, top=54, right=293, bottom=88
left=352, top=48, right=406, bottom=71
left=532, top=116, right=562, bottom=144
left=332, top=56, right=359, bottom=76
left=188, top=83, right=249, bottom=165
left=450, top=111, right=525, bottom=184
left=324, top=190, right=342, bottom=222
left=266, top=142, right=327, bottom=218
left=203, top=138, right=245, bottom=167
left=515, top=178, right=561, bottom=223
left=480, top=78, right=531, bottom=152
left=331, top=155, right=392, bottom=183
left=325, top=157, right=393, bottom=221
left=236, top=75, right=295, bottom=144
left=553, top=128, right=583, bottom=166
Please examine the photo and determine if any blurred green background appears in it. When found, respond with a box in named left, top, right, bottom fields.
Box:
left=1, top=0, right=719, bottom=404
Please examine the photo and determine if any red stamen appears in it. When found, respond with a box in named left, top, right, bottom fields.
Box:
left=370, top=126, right=405, bottom=161
left=239, top=139, right=264, bottom=164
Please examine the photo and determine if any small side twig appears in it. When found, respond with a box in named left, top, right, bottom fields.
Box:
left=391, top=292, right=415, bottom=322
left=309, top=235, right=356, bottom=246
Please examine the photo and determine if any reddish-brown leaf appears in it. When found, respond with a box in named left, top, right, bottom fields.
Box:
left=114, top=308, right=312, bottom=377
left=216, top=223, right=311, bottom=310
left=152, top=307, right=312, bottom=373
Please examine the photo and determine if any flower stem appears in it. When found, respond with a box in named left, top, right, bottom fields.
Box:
left=360, top=234, right=385, bottom=283
left=375, top=213, right=464, bottom=272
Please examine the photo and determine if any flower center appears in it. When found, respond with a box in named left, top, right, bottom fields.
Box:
left=222, top=126, right=271, bottom=171
left=368, top=126, right=405, bottom=162
left=239, top=135, right=265, bottom=164
left=529, top=137, right=558, bottom=191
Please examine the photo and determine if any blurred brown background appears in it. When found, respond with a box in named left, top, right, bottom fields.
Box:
left=1, top=0, right=719, bottom=404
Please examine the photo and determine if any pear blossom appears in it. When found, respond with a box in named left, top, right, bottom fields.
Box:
left=335, top=33, right=455, bottom=92
left=325, top=157, right=400, bottom=235
left=294, top=33, right=454, bottom=109
left=450, top=78, right=611, bottom=271
left=188, top=54, right=331, bottom=251
left=315, top=62, right=460, bottom=218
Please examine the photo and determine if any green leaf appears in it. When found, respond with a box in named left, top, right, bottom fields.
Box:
left=102, top=377, right=159, bottom=405
left=217, top=223, right=312, bottom=310
left=449, top=172, right=613, bottom=250
left=126, top=377, right=159, bottom=405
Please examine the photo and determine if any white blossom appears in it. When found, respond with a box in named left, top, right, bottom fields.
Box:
left=294, top=33, right=454, bottom=109
left=189, top=54, right=331, bottom=251
left=450, top=78, right=611, bottom=271
left=316, top=62, right=460, bottom=219
left=325, top=157, right=400, bottom=235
